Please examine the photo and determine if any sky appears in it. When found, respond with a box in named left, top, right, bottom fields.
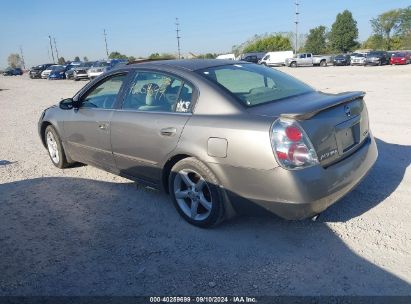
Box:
left=0, top=0, right=410, bottom=68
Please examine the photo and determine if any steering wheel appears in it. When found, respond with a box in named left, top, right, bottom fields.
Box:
left=140, top=83, right=160, bottom=94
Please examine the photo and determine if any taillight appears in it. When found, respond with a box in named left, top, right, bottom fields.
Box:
left=270, top=118, right=319, bottom=170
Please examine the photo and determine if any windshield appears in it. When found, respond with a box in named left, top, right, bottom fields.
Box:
left=82, top=62, right=94, bottom=67
left=53, top=66, right=65, bottom=72
left=198, top=64, right=313, bottom=107
left=335, top=55, right=345, bottom=59
left=393, top=53, right=406, bottom=57
left=49, top=65, right=62, bottom=70
left=93, top=61, right=109, bottom=67
left=368, top=52, right=382, bottom=57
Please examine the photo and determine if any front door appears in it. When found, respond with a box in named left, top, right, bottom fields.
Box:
left=111, top=70, right=194, bottom=183
left=63, top=73, right=128, bottom=171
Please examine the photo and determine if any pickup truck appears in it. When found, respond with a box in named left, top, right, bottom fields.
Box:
left=285, top=53, right=329, bottom=67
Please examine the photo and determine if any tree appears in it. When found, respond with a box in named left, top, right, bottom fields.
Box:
left=371, top=9, right=402, bottom=50
left=242, top=34, right=292, bottom=53
left=304, top=26, right=328, bottom=54
left=399, top=6, right=411, bottom=36
left=128, top=56, right=136, bottom=62
left=83, top=56, right=89, bottom=62
left=148, top=53, right=176, bottom=60
left=362, top=34, right=384, bottom=50
left=7, top=53, right=22, bottom=68
left=57, top=57, right=66, bottom=64
left=74, top=56, right=80, bottom=62
left=329, top=10, right=359, bottom=52
left=108, top=51, right=128, bottom=60
left=196, top=53, right=217, bottom=59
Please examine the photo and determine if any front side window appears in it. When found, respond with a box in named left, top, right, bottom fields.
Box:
left=198, top=64, right=313, bottom=107
left=81, top=74, right=127, bottom=109
left=122, top=71, right=193, bottom=113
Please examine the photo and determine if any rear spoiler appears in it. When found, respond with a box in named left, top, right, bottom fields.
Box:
left=280, top=91, right=366, bottom=120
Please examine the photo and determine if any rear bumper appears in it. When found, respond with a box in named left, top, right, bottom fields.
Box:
left=209, top=135, right=378, bottom=220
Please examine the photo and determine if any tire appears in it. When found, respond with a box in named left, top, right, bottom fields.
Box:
left=320, top=60, right=327, bottom=67
left=290, top=62, right=297, bottom=68
left=44, top=125, right=69, bottom=169
left=169, top=157, right=225, bottom=228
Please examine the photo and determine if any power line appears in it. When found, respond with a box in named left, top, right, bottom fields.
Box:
left=294, top=1, right=300, bottom=54
left=19, top=46, right=26, bottom=69
left=48, top=35, right=55, bottom=63
left=175, top=18, right=181, bottom=59
left=103, top=29, right=109, bottom=58
left=53, top=37, right=59, bottom=61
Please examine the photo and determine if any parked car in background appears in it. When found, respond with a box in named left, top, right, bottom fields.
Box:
left=29, top=63, right=53, bottom=78
left=64, top=62, right=82, bottom=79
left=48, top=65, right=77, bottom=80
left=38, top=59, right=377, bottom=227
left=285, top=53, right=329, bottom=67
left=390, top=52, right=410, bottom=65
left=259, top=51, right=294, bottom=66
left=216, top=53, right=236, bottom=60
left=87, top=59, right=127, bottom=79
left=365, top=51, right=388, bottom=66
left=238, top=52, right=266, bottom=63
left=350, top=53, right=367, bottom=66
left=72, top=61, right=95, bottom=81
left=41, top=65, right=62, bottom=79
left=333, top=54, right=351, bottom=66
left=2, top=67, right=23, bottom=76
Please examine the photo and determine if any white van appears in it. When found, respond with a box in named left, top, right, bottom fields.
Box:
left=259, top=51, right=294, bottom=66
left=216, top=53, right=236, bottom=60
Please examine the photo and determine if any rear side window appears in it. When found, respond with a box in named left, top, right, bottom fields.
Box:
left=198, top=64, right=313, bottom=107
left=122, top=71, right=194, bottom=113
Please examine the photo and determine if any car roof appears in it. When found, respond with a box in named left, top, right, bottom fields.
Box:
left=126, top=59, right=247, bottom=72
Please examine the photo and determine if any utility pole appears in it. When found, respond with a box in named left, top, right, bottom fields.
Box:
left=175, top=18, right=181, bottom=59
left=19, top=46, right=26, bottom=69
left=48, top=35, right=55, bottom=63
left=103, top=29, right=109, bottom=58
left=54, top=37, right=59, bottom=62
left=294, top=1, right=300, bottom=54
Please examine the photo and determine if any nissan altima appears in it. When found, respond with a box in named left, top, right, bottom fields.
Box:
left=38, top=60, right=378, bottom=227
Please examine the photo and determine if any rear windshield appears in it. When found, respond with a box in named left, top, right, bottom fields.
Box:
left=197, top=64, right=313, bottom=107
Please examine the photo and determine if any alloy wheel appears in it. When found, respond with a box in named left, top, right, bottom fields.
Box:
left=173, top=169, right=212, bottom=221
left=46, top=131, right=59, bottom=164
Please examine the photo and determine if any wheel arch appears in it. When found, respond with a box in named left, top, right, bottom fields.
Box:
left=40, top=121, right=53, bottom=148
left=162, top=154, right=192, bottom=193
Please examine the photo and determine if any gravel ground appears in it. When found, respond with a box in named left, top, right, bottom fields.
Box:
left=0, top=65, right=410, bottom=296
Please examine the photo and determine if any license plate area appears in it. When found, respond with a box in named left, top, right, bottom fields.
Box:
left=335, top=116, right=361, bottom=154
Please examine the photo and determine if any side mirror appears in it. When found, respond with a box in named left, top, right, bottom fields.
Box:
left=59, top=98, right=80, bottom=110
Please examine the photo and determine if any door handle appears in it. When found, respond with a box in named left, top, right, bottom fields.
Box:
left=160, top=127, right=177, bottom=136
left=98, top=123, right=108, bottom=130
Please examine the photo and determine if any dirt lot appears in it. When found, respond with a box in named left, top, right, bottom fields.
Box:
left=0, top=65, right=410, bottom=296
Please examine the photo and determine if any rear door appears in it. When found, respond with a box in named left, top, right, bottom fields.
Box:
left=110, top=70, right=195, bottom=183
left=63, top=72, right=129, bottom=170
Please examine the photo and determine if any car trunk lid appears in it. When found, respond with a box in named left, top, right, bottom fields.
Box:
left=247, top=91, right=370, bottom=166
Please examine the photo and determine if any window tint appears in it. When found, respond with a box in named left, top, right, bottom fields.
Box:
left=198, top=64, right=313, bottom=107
left=81, top=74, right=126, bottom=109
left=122, top=72, right=193, bottom=113
left=307, top=54, right=312, bottom=58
